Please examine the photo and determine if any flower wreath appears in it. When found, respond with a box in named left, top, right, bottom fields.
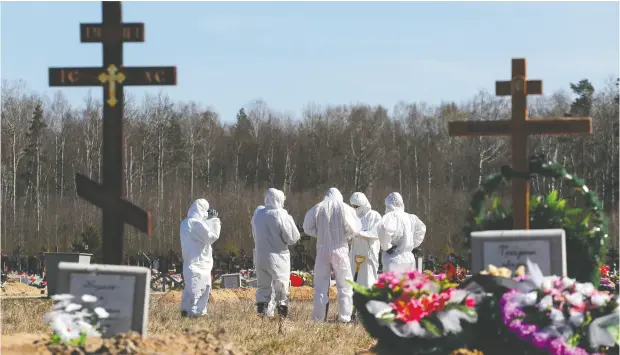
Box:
left=461, top=155, right=609, bottom=283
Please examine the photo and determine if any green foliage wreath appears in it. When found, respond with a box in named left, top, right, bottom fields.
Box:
left=462, top=155, right=609, bottom=286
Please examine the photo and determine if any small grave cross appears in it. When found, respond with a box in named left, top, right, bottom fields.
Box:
left=49, top=1, right=177, bottom=264
left=448, top=58, right=592, bottom=230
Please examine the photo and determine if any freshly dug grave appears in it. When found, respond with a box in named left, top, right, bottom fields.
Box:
left=160, top=286, right=336, bottom=303
left=2, top=328, right=249, bottom=355
left=1, top=282, right=46, bottom=296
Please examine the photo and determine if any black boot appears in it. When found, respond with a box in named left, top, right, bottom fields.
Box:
left=277, top=305, right=288, bottom=318
left=256, top=302, right=267, bottom=316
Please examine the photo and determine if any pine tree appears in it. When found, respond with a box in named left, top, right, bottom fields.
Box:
left=22, top=103, right=47, bottom=238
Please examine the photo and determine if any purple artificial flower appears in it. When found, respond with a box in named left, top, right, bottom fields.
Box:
left=531, top=331, right=552, bottom=350
left=502, top=301, right=526, bottom=321
left=562, top=345, right=589, bottom=355
left=508, top=319, right=523, bottom=333
left=516, top=323, right=538, bottom=340
left=549, top=337, right=567, bottom=355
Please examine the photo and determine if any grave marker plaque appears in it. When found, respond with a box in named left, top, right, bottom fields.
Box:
left=48, top=1, right=177, bottom=264
left=221, top=273, right=242, bottom=289
left=470, top=229, right=567, bottom=276
left=56, top=262, right=150, bottom=337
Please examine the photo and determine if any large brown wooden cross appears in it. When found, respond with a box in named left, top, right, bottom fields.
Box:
left=448, top=58, right=592, bottom=230
left=49, top=1, right=177, bottom=264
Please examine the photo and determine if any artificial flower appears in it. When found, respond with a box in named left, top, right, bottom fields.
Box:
left=362, top=269, right=477, bottom=339
left=65, top=303, right=82, bottom=312
left=94, top=307, right=110, bottom=319
left=81, top=294, right=97, bottom=303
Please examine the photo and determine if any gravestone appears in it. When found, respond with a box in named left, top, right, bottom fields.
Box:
left=470, top=229, right=567, bottom=276
left=221, top=273, right=242, bottom=289
left=248, top=279, right=258, bottom=288
left=56, top=262, right=150, bottom=337
left=44, top=252, right=92, bottom=296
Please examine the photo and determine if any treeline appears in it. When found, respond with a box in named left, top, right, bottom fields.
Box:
left=1, top=78, right=618, bottom=257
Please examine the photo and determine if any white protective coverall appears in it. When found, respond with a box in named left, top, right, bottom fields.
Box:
left=180, top=199, right=221, bottom=317
left=378, top=192, right=426, bottom=273
left=252, top=189, right=300, bottom=314
left=303, top=187, right=362, bottom=322
left=349, top=192, right=382, bottom=288
left=251, top=206, right=276, bottom=317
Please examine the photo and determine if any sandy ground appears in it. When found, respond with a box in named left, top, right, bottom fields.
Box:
left=1, top=282, right=46, bottom=297
left=1, top=299, right=376, bottom=355
left=1, top=285, right=345, bottom=354
left=0, top=283, right=335, bottom=301
left=1, top=329, right=251, bottom=355
left=161, top=285, right=337, bottom=303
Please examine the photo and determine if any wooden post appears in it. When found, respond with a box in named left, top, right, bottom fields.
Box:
left=48, top=2, right=177, bottom=264
left=448, top=58, right=592, bottom=230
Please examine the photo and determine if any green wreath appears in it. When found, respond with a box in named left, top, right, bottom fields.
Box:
left=462, top=155, right=609, bottom=286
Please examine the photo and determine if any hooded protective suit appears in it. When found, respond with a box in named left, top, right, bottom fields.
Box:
left=378, top=192, right=426, bottom=272
left=303, top=187, right=362, bottom=322
left=251, top=206, right=276, bottom=317
left=349, top=192, right=382, bottom=288
left=180, top=199, right=221, bottom=317
left=252, top=188, right=300, bottom=317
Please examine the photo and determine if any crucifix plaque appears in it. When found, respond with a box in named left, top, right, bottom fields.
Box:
left=448, top=58, right=592, bottom=230
left=48, top=1, right=177, bottom=264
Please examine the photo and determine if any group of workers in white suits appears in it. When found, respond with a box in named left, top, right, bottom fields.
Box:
left=179, top=187, right=426, bottom=323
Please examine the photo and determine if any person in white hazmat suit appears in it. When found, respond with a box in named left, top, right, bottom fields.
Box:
left=180, top=199, right=222, bottom=317
left=251, top=205, right=276, bottom=317
left=378, top=192, right=426, bottom=272
left=303, top=187, right=362, bottom=323
left=252, top=188, right=300, bottom=317
left=349, top=192, right=382, bottom=288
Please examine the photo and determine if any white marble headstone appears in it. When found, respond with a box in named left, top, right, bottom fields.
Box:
left=471, top=229, right=567, bottom=276
left=56, top=262, right=150, bottom=337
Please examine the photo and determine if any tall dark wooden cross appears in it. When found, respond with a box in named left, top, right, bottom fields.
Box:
left=49, top=1, right=177, bottom=264
left=448, top=58, right=592, bottom=230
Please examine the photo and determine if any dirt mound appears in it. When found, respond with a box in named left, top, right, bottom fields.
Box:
left=2, top=329, right=249, bottom=355
left=159, top=286, right=336, bottom=304
left=1, top=282, right=45, bottom=296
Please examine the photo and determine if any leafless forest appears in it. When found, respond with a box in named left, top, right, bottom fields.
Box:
left=1, top=77, right=618, bottom=258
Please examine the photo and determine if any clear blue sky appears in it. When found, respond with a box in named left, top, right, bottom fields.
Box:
left=2, top=1, right=618, bottom=123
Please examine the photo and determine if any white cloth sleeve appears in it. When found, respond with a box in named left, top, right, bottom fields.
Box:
left=411, top=214, right=426, bottom=249
left=195, top=218, right=221, bottom=245
left=278, top=211, right=301, bottom=245
left=302, top=205, right=319, bottom=238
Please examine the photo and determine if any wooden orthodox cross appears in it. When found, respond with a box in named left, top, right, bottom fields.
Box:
left=448, top=58, right=592, bottom=230
left=49, top=1, right=177, bottom=264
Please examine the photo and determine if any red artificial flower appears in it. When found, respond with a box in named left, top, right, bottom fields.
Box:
left=442, top=263, right=456, bottom=281
left=290, top=273, right=304, bottom=287
left=600, top=265, right=610, bottom=278
left=465, top=297, right=476, bottom=308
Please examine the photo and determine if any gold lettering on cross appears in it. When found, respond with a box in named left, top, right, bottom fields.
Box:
left=98, top=65, right=125, bottom=107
